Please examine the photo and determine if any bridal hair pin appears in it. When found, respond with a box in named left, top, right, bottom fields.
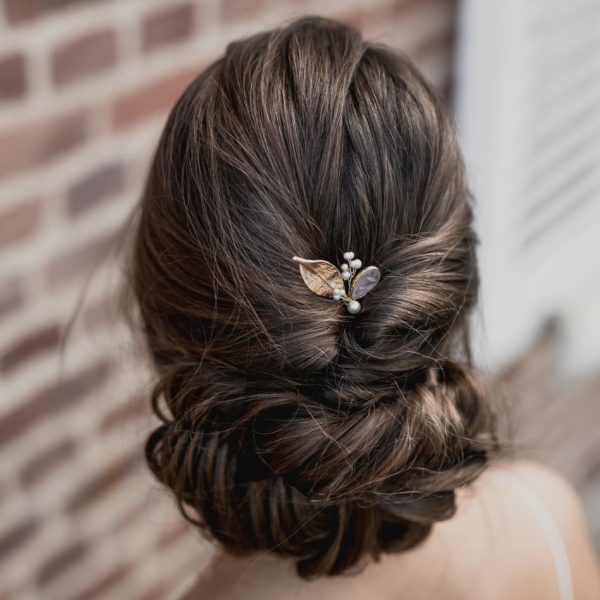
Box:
left=292, top=251, right=381, bottom=314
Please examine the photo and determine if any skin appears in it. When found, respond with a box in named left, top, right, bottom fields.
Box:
left=181, top=460, right=600, bottom=600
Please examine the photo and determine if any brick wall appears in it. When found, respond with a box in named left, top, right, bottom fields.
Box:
left=0, top=0, right=459, bottom=598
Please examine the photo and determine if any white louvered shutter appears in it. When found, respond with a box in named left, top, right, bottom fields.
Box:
left=455, top=0, right=600, bottom=376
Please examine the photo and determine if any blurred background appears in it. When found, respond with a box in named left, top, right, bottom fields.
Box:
left=0, top=0, right=598, bottom=598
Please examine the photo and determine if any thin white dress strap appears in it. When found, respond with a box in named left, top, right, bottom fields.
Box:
left=488, top=469, right=574, bottom=600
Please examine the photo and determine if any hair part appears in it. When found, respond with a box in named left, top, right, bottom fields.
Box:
left=125, top=15, right=499, bottom=579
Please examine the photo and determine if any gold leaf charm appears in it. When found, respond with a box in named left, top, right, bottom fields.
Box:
left=292, top=256, right=345, bottom=298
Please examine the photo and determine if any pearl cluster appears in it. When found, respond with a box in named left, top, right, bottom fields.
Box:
left=333, top=251, right=363, bottom=314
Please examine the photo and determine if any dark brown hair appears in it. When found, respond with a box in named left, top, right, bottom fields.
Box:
left=125, top=16, right=499, bottom=579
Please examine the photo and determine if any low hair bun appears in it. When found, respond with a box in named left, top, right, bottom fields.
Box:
left=145, top=358, right=497, bottom=578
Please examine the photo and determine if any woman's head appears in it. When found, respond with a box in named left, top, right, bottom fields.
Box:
left=126, top=16, right=498, bottom=578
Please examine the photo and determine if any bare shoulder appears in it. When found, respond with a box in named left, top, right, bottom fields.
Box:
left=493, top=459, right=586, bottom=526
left=482, top=459, right=600, bottom=599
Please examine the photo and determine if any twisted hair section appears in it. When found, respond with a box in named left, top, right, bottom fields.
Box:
left=125, top=16, right=500, bottom=578
left=145, top=359, right=496, bottom=577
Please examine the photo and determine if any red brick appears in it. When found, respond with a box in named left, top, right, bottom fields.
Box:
left=0, top=517, right=39, bottom=561
left=99, top=395, right=148, bottom=433
left=341, top=0, right=455, bottom=41
left=0, top=359, right=111, bottom=449
left=391, top=0, right=441, bottom=19
left=0, top=277, right=25, bottom=321
left=336, top=9, right=370, bottom=31
left=0, top=323, right=61, bottom=374
left=135, top=582, right=168, bottom=600
left=69, top=564, right=130, bottom=600
left=82, top=292, right=120, bottom=331
left=4, top=0, right=101, bottom=25
left=0, top=53, right=27, bottom=101
left=220, top=0, right=268, bottom=21
left=20, top=438, right=75, bottom=486
left=413, top=27, right=455, bottom=61
left=109, top=496, right=154, bottom=535
left=36, top=540, right=88, bottom=586
left=111, top=67, right=199, bottom=129
left=52, top=29, right=117, bottom=87
left=0, top=110, right=88, bottom=181
left=156, top=520, right=191, bottom=551
left=67, top=162, right=126, bottom=216
left=45, top=228, right=121, bottom=289
left=337, top=0, right=403, bottom=30
left=0, top=199, right=43, bottom=248
left=66, top=451, right=139, bottom=513
left=142, top=3, right=195, bottom=52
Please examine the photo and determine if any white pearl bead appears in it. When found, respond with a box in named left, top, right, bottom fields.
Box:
left=341, top=271, right=351, bottom=280
left=343, top=251, right=354, bottom=260
left=347, top=300, right=361, bottom=314
left=350, top=259, right=362, bottom=268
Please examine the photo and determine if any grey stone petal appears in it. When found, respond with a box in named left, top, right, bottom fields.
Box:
left=350, top=266, right=381, bottom=299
